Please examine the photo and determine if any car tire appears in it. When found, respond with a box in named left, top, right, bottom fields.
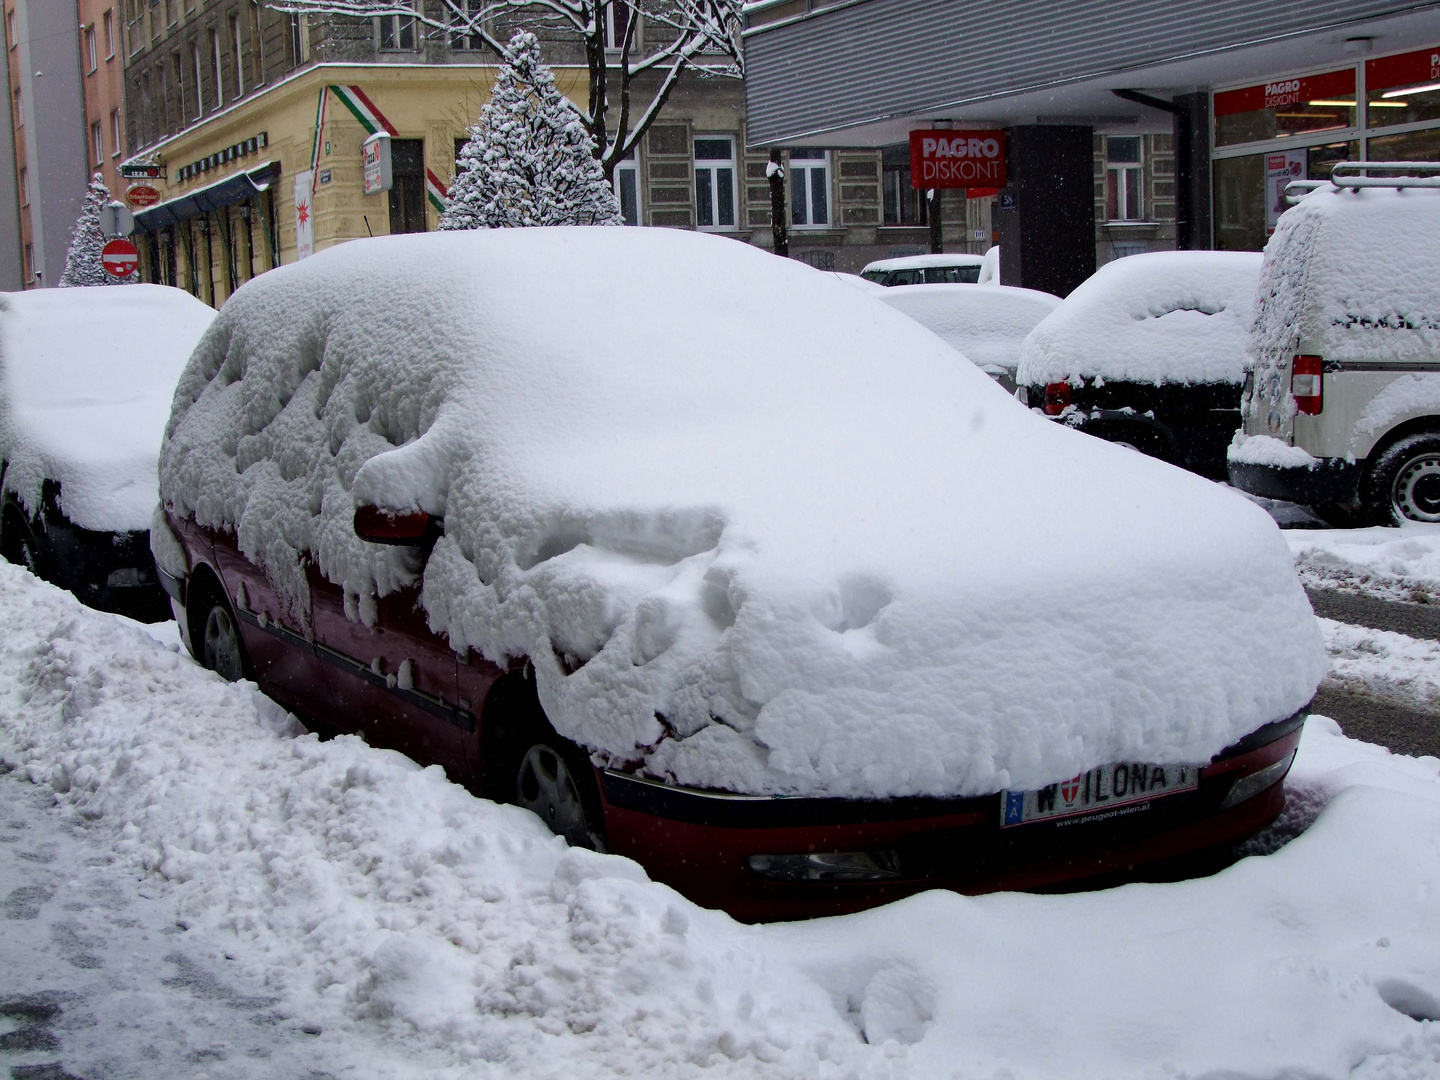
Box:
left=194, top=587, right=250, bottom=683
left=0, top=504, right=46, bottom=579
left=1362, top=432, right=1440, bottom=526
left=1313, top=502, right=1365, bottom=529
left=512, top=727, right=607, bottom=852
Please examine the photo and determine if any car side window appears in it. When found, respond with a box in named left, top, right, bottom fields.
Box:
left=891, top=269, right=922, bottom=286
left=924, top=267, right=957, bottom=284
left=956, top=266, right=982, bottom=283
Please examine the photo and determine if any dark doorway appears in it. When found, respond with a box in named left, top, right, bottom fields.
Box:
left=389, top=138, right=427, bottom=234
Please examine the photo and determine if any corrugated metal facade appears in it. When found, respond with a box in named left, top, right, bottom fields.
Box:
left=743, top=0, right=1440, bottom=144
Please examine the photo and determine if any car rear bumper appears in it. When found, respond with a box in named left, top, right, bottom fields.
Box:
left=597, top=710, right=1306, bottom=922
left=45, top=521, right=171, bottom=623
left=1228, top=457, right=1363, bottom=507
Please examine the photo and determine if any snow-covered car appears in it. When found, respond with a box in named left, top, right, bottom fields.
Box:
left=860, top=252, right=985, bottom=286
left=0, top=285, right=215, bottom=621
left=876, top=283, right=1060, bottom=392
left=1016, top=251, right=1263, bottom=481
left=153, top=228, right=1323, bottom=920
left=1230, top=166, right=1440, bottom=526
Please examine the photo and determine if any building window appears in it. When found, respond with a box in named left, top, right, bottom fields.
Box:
left=6, top=11, right=14, bottom=50
left=289, top=13, right=310, bottom=64
left=881, top=145, right=926, bottom=225
left=12, top=84, right=20, bottom=127
left=229, top=13, right=243, bottom=98
left=104, top=9, right=115, bottom=56
left=192, top=42, right=203, bottom=118
left=111, top=108, right=121, bottom=157
left=694, top=136, right=736, bottom=230
left=603, top=2, right=633, bottom=49
left=210, top=29, right=222, bottom=105
left=23, top=242, right=33, bottom=283
left=86, top=26, right=98, bottom=73
left=378, top=8, right=416, bottom=51
left=1105, top=136, right=1144, bottom=222
left=615, top=149, right=640, bottom=225
left=172, top=51, right=184, bottom=127
left=248, top=2, right=264, bottom=85
left=19, top=167, right=27, bottom=205
left=449, top=0, right=485, bottom=50
left=92, top=120, right=104, bottom=166
left=788, top=148, right=829, bottom=227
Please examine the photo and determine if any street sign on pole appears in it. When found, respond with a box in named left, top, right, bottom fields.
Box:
left=101, top=238, right=139, bottom=278
left=100, top=201, right=134, bottom=238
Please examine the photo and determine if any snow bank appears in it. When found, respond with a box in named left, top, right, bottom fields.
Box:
left=876, top=283, right=1059, bottom=376
left=159, top=228, right=1323, bottom=799
left=1016, top=251, right=1263, bottom=387
left=2, top=564, right=1438, bottom=1079
left=1288, top=523, right=1440, bottom=603
left=0, top=285, right=215, bottom=531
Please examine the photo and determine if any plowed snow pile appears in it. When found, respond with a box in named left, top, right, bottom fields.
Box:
left=0, top=284, right=215, bottom=531
left=2, top=565, right=1439, bottom=1080
left=158, top=228, right=1322, bottom=798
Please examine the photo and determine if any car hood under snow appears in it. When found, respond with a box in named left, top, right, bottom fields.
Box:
left=158, top=229, right=1324, bottom=800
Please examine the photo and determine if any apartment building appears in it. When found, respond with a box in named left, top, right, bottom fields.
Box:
left=79, top=0, right=126, bottom=196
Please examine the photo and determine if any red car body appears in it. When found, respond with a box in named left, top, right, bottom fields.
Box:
left=160, top=514, right=1303, bottom=923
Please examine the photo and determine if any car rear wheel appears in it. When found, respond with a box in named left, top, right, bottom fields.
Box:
left=199, top=596, right=249, bottom=682
left=514, top=738, right=605, bottom=851
left=1364, top=433, right=1440, bottom=525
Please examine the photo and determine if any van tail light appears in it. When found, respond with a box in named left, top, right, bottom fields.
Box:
left=354, top=506, right=432, bottom=545
left=1043, top=382, right=1072, bottom=415
left=1291, top=355, right=1323, bottom=415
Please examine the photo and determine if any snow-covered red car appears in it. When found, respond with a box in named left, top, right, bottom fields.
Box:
left=0, top=285, right=215, bottom=621
left=153, top=229, right=1323, bottom=920
left=1016, top=251, right=1262, bottom=481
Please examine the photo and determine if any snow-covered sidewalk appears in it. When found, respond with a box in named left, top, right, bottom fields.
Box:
left=2, top=560, right=1439, bottom=1080
left=1287, top=523, right=1440, bottom=603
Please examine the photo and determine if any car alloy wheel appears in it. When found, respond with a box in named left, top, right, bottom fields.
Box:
left=515, top=743, right=599, bottom=849
left=1392, top=452, right=1440, bottom=523
left=202, top=604, right=246, bottom=682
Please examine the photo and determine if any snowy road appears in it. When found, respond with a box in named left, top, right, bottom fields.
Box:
left=3, top=560, right=1440, bottom=1079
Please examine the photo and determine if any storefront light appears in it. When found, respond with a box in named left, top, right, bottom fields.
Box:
left=1382, top=82, right=1440, bottom=98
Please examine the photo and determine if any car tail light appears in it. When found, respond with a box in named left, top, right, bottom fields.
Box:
left=353, top=506, right=432, bottom=545
left=1043, top=381, right=1072, bottom=415
left=1291, top=355, right=1323, bottom=415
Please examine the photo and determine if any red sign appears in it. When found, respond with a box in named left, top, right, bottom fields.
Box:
left=1214, top=69, right=1355, bottom=116
left=101, top=238, right=139, bottom=278
left=1367, top=46, right=1440, bottom=92
left=909, top=129, right=1006, bottom=190
left=125, top=184, right=160, bottom=208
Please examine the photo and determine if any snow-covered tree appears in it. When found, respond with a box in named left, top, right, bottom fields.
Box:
left=266, top=1, right=742, bottom=185
left=440, top=31, right=622, bottom=229
left=59, top=175, right=122, bottom=288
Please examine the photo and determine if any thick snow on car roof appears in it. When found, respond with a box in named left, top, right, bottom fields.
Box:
left=1016, top=251, right=1263, bottom=387
left=0, top=284, right=215, bottom=532
left=861, top=252, right=985, bottom=273
left=1252, top=184, right=1440, bottom=372
left=159, top=228, right=1323, bottom=800
left=878, top=283, right=1060, bottom=375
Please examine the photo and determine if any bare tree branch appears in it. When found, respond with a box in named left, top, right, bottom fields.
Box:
left=266, top=0, right=744, bottom=182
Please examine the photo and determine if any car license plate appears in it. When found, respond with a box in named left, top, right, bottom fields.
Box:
left=1000, top=762, right=1199, bottom=828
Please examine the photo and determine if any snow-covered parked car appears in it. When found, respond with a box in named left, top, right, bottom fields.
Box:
left=1016, top=251, right=1263, bottom=481
left=1230, top=165, right=1440, bottom=526
left=877, top=283, right=1060, bottom=392
left=153, top=228, right=1324, bottom=921
left=860, top=252, right=985, bottom=286
left=0, top=285, right=215, bottom=621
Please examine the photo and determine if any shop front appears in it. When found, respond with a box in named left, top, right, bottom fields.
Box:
left=1213, top=45, right=1440, bottom=251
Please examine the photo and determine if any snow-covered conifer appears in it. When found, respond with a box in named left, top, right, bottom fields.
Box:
left=59, top=175, right=124, bottom=287
left=440, top=31, right=622, bottom=230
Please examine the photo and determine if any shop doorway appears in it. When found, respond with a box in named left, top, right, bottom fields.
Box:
left=389, top=138, right=427, bottom=234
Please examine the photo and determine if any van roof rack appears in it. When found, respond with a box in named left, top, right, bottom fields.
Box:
left=1331, top=160, right=1440, bottom=189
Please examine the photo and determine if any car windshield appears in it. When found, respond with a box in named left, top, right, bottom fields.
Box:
left=859, top=270, right=887, bottom=283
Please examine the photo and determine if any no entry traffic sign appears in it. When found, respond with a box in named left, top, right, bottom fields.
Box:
left=101, top=238, right=139, bottom=278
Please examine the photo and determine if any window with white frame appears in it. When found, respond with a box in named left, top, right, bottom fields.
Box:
left=91, top=120, right=103, bottom=165
left=24, top=242, right=33, bottom=283
left=290, top=13, right=310, bottom=63
left=788, top=148, right=829, bottom=227
left=210, top=29, right=222, bottom=106
left=103, top=9, right=115, bottom=57
left=6, top=11, right=15, bottom=50
left=86, top=26, right=97, bottom=72
left=229, top=13, right=243, bottom=98
left=449, top=0, right=485, bottom=50
left=1105, top=136, right=1144, bottom=221
left=694, top=136, right=736, bottom=230
left=19, top=167, right=28, bottom=206
left=378, top=6, right=416, bottom=51
left=603, top=2, right=633, bottom=49
left=615, top=148, right=640, bottom=225
left=110, top=108, right=121, bottom=157
left=191, top=42, right=203, bottom=118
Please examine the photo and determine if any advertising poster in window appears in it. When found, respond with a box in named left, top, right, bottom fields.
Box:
left=1266, top=151, right=1305, bottom=235
left=294, top=170, right=315, bottom=260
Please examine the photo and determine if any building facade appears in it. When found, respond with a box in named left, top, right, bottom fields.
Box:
left=4, top=0, right=90, bottom=287
left=78, top=0, right=126, bottom=197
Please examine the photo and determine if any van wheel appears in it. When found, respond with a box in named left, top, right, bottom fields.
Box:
left=512, top=731, right=606, bottom=852
left=1364, top=433, right=1440, bottom=525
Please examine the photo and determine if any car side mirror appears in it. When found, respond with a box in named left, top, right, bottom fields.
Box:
left=353, top=506, right=434, bottom=545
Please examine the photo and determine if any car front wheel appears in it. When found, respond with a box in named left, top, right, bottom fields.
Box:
left=200, top=598, right=248, bottom=682
left=1365, top=433, right=1440, bottom=525
left=514, top=740, right=605, bottom=851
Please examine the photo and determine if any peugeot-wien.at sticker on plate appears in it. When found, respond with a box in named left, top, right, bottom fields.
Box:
left=1001, top=762, right=1199, bottom=827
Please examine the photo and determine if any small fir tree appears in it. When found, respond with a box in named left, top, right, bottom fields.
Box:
left=440, top=31, right=622, bottom=230
left=59, top=175, right=124, bottom=287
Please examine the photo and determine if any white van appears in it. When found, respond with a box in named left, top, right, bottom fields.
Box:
left=859, top=253, right=985, bottom=286
left=1229, top=163, right=1440, bottom=525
